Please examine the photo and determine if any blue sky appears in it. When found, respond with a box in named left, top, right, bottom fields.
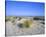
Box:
left=6, top=1, right=44, bottom=16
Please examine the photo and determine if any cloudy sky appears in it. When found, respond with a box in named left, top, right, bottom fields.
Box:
left=6, top=1, right=44, bottom=16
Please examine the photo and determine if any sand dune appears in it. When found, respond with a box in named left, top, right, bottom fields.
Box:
left=5, top=16, right=45, bottom=36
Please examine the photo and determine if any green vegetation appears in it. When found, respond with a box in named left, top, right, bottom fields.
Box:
left=24, top=20, right=29, bottom=28
left=5, top=16, right=32, bottom=28
left=5, top=16, right=16, bottom=22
